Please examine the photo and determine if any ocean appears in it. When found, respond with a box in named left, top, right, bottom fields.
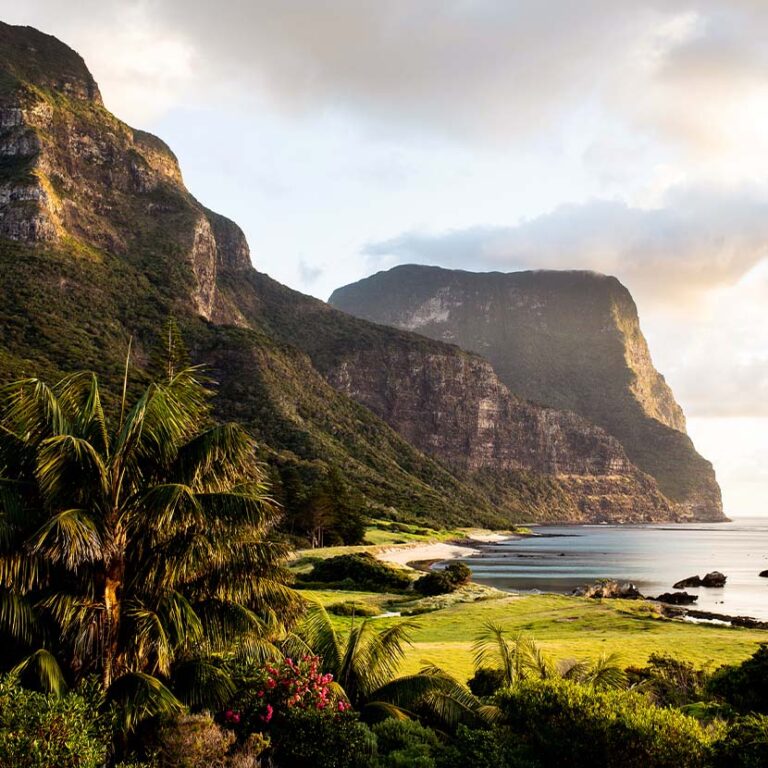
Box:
left=463, top=517, right=768, bottom=620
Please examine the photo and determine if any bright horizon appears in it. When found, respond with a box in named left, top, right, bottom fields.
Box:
left=6, top=2, right=767, bottom=516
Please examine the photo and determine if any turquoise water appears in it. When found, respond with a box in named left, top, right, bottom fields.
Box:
left=464, top=518, right=768, bottom=620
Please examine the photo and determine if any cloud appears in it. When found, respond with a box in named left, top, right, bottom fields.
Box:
left=363, top=185, right=768, bottom=306
left=364, top=187, right=768, bottom=419
left=10, top=0, right=768, bottom=167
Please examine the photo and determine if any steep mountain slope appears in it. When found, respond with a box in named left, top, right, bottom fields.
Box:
left=0, top=22, right=704, bottom=525
left=330, top=265, right=723, bottom=520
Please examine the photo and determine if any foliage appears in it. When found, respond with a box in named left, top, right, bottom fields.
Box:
left=152, top=712, right=267, bottom=768
left=0, top=366, right=299, bottom=730
left=233, top=654, right=349, bottom=734
left=436, top=725, right=535, bottom=768
left=301, top=553, right=412, bottom=592
left=709, top=644, right=768, bottom=714
left=626, top=653, right=708, bottom=708
left=269, top=707, right=377, bottom=768
left=496, top=678, right=715, bottom=768
left=0, top=675, right=107, bottom=768
left=472, top=623, right=627, bottom=691
left=468, top=667, right=506, bottom=698
left=372, top=717, right=439, bottom=768
left=414, top=563, right=472, bottom=597
left=710, top=714, right=768, bottom=768
left=327, top=601, right=381, bottom=618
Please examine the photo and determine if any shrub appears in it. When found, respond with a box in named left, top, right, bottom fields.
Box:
left=152, top=712, right=268, bottom=768
left=468, top=667, right=506, bottom=698
left=625, top=653, right=708, bottom=707
left=373, top=718, right=439, bottom=768
left=327, top=601, right=380, bottom=617
left=709, top=644, right=768, bottom=714
left=414, top=562, right=472, bottom=596
left=0, top=676, right=107, bottom=768
left=302, top=553, right=412, bottom=592
left=235, top=655, right=347, bottom=734
left=269, top=708, right=377, bottom=768
left=436, top=725, right=535, bottom=768
left=711, top=714, right=768, bottom=768
left=497, top=678, right=715, bottom=768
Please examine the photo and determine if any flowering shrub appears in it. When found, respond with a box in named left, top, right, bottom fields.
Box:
left=235, top=655, right=349, bottom=733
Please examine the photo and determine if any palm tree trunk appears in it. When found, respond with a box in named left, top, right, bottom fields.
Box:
left=102, top=556, right=124, bottom=689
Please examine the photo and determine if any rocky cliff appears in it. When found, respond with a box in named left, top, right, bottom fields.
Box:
left=0, top=22, right=705, bottom=525
left=330, top=265, right=724, bottom=520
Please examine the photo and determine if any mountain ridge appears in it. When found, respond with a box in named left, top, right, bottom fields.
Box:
left=330, top=264, right=723, bottom=520
left=0, top=21, right=720, bottom=525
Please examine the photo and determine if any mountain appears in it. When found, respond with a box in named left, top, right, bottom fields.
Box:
left=0, top=22, right=715, bottom=527
left=330, top=265, right=723, bottom=520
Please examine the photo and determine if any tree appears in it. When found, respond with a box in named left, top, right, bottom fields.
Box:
left=0, top=363, right=301, bottom=729
left=288, top=603, right=494, bottom=729
left=472, top=622, right=626, bottom=693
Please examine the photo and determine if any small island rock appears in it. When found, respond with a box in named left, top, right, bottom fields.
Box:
left=672, top=571, right=727, bottom=589
left=655, top=591, right=699, bottom=605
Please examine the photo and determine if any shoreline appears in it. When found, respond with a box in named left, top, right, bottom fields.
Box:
left=374, top=531, right=515, bottom=568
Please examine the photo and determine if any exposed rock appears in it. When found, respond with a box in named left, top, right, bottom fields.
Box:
left=571, top=581, right=644, bottom=599
left=0, top=21, right=716, bottom=528
left=673, top=572, right=727, bottom=589
left=759, top=570, right=768, bottom=578
left=654, top=592, right=698, bottom=605
left=330, top=265, right=724, bottom=522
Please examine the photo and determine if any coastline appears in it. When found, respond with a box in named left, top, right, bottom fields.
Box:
left=374, top=531, right=515, bottom=568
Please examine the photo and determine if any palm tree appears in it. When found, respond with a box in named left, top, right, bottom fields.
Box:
left=0, top=361, right=300, bottom=728
left=473, top=622, right=627, bottom=691
left=289, top=603, right=494, bottom=728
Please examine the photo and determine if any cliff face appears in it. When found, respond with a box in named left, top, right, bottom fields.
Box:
left=0, top=22, right=700, bottom=525
left=330, top=265, right=724, bottom=520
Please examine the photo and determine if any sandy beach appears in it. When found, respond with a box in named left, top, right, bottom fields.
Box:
left=375, top=532, right=512, bottom=567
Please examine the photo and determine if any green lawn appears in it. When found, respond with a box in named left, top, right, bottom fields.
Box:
left=300, top=589, right=767, bottom=683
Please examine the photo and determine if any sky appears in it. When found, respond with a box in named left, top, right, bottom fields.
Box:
left=5, top=0, right=767, bottom=516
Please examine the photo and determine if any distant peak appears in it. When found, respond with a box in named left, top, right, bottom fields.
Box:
left=0, top=22, right=101, bottom=103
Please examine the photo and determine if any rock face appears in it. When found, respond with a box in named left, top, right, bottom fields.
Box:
left=330, top=265, right=724, bottom=521
left=0, top=22, right=699, bottom=526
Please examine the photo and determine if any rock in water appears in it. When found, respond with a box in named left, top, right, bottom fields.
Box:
left=655, top=592, right=699, bottom=605
left=573, top=581, right=643, bottom=599
left=701, top=571, right=727, bottom=587
left=673, top=572, right=727, bottom=589
left=760, top=570, right=768, bottom=578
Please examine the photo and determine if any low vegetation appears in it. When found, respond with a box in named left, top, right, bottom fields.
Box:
left=2, top=366, right=767, bottom=767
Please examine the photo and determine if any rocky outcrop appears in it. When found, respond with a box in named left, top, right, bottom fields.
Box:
left=330, top=265, right=724, bottom=521
left=654, top=592, right=698, bottom=605
left=0, top=21, right=703, bottom=526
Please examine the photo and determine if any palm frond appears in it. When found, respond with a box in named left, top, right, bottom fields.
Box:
left=583, top=652, right=628, bottom=691
left=0, top=588, right=37, bottom=643
left=30, top=509, right=102, bottom=569
left=12, top=648, right=67, bottom=696
left=298, top=602, right=344, bottom=676
left=172, top=658, right=236, bottom=709
left=362, top=619, right=418, bottom=693
left=107, top=672, right=184, bottom=733
left=472, top=622, right=516, bottom=685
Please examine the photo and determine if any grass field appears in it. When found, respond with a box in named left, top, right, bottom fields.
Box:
left=300, top=588, right=768, bottom=683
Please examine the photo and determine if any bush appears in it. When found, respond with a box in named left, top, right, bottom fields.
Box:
left=711, top=714, right=768, bottom=768
left=436, top=725, right=535, bottom=768
left=153, top=713, right=267, bottom=768
left=269, top=708, right=376, bottom=768
left=497, top=678, right=715, bottom=768
left=0, top=676, right=108, bottom=768
left=467, top=667, right=506, bottom=698
left=302, top=553, right=412, bottom=592
left=327, top=601, right=380, bottom=617
left=373, top=718, right=439, bottom=768
left=414, top=562, right=472, bottom=596
left=709, top=644, right=768, bottom=714
left=625, top=653, right=707, bottom=708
